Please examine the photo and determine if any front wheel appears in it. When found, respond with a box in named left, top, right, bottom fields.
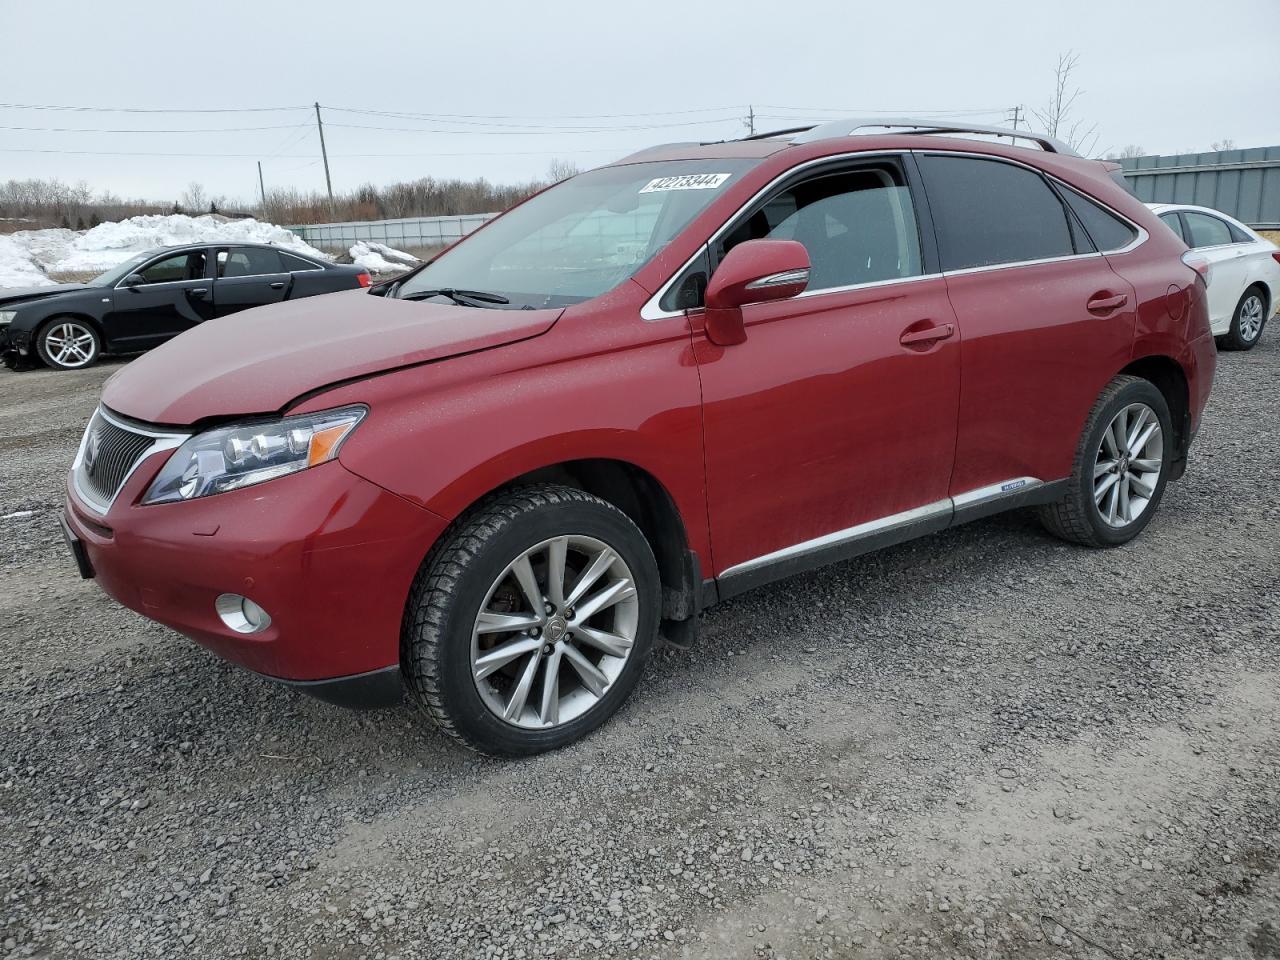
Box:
left=36, top=318, right=101, bottom=370
left=1039, top=375, right=1173, bottom=547
left=1219, top=287, right=1267, bottom=351
left=402, top=484, right=660, bottom=756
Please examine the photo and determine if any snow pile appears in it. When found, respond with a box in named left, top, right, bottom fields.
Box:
left=0, top=214, right=332, bottom=287
left=350, top=240, right=420, bottom=274
left=0, top=235, right=55, bottom=288
left=55, top=215, right=330, bottom=273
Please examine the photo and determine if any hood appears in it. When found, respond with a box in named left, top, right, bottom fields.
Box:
left=0, top=283, right=92, bottom=306
left=102, top=289, right=562, bottom=425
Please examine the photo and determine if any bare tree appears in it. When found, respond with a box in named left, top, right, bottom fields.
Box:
left=1032, top=51, right=1099, bottom=155
left=547, top=158, right=581, bottom=183
left=1105, top=144, right=1147, bottom=160
left=1209, top=139, right=1236, bottom=152
left=180, top=182, right=207, bottom=213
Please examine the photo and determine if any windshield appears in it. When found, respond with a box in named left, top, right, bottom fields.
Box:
left=397, top=159, right=758, bottom=309
left=91, top=253, right=154, bottom=287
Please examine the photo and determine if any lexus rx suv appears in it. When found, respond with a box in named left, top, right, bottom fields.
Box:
left=61, top=119, right=1216, bottom=756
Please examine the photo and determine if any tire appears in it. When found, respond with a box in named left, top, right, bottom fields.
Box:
left=1219, top=286, right=1268, bottom=351
left=401, top=484, right=660, bottom=756
left=1038, top=375, right=1173, bottom=548
left=35, top=318, right=101, bottom=370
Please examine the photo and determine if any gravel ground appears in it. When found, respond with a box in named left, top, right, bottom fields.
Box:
left=1, top=339, right=1278, bottom=960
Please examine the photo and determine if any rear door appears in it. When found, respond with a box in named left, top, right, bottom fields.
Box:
left=1181, top=210, right=1250, bottom=330
left=213, top=246, right=291, bottom=317
left=916, top=152, right=1138, bottom=498
left=107, top=249, right=214, bottom=349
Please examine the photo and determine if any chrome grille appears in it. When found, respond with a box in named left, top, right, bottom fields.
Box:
left=73, top=409, right=188, bottom=513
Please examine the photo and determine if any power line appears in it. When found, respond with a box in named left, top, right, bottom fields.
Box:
left=0, top=146, right=622, bottom=159
left=0, top=102, right=311, bottom=114
left=0, top=122, right=311, bottom=134
left=324, top=118, right=742, bottom=135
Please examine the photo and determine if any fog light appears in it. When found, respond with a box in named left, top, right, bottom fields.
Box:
left=215, top=593, right=272, bottom=634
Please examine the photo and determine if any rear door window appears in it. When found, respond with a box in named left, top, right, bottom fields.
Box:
left=218, top=247, right=285, bottom=277
left=918, top=155, right=1075, bottom=270
left=1183, top=212, right=1233, bottom=249
left=281, top=253, right=322, bottom=272
left=1158, top=212, right=1187, bottom=243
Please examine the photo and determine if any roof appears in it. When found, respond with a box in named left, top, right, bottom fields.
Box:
left=612, top=116, right=1077, bottom=166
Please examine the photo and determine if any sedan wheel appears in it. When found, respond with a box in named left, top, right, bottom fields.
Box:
left=1222, top=288, right=1268, bottom=351
left=1093, top=402, right=1163, bottom=528
left=38, top=320, right=101, bottom=370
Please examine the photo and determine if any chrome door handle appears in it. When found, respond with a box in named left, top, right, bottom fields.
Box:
left=188, top=287, right=208, bottom=296
left=1086, top=293, right=1128, bottom=312
left=269, top=281, right=286, bottom=289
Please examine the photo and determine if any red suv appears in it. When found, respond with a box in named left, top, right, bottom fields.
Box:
left=62, top=119, right=1216, bottom=756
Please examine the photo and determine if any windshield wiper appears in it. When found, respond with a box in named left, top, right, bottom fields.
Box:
left=400, top=287, right=510, bottom=307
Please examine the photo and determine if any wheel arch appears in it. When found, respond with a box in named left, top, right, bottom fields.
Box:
left=435, top=457, right=704, bottom=626
left=1120, top=353, right=1190, bottom=475
left=34, top=310, right=107, bottom=343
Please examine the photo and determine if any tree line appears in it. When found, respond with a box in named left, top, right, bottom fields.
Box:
left=0, top=161, right=579, bottom=233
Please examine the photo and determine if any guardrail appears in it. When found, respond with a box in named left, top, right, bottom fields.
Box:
left=1120, top=146, right=1280, bottom=230
left=288, top=213, right=496, bottom=251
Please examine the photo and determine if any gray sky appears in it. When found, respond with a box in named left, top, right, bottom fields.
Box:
left=3, top=0, right=1278, bottom=205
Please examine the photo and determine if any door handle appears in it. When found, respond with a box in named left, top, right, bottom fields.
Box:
left=1086, top=293, right=1128, bottom=312
left=269, top=281, right=286, bottom=289
left=899, top=322, right=955, bottom=346
left=187, top=287, right=208, bottom=296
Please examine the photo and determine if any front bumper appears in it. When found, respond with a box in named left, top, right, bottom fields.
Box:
left=63, top=455, right=449, bottom=698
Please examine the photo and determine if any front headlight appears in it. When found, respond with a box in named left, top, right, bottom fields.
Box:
left=0, top=310, right=17, bottom=325
left=142, top=406, right=366, bottom=504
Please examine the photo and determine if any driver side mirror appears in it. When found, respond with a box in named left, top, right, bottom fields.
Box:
left=123, top=273, right=145, bottom=288
left=703, top=239, right=810, bottom=345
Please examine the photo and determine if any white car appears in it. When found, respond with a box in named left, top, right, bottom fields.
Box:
left=1147, top=203, right=1280, bottom=351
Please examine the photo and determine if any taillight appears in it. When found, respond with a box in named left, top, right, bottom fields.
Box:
left=1181, top=251, right=1212, bottom=288
left=1272, top=252, right=1280, bottom=267
left=356, top=272, right=372, bottom=288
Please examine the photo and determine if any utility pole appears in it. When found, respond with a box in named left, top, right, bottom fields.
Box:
left=257, top=160, right=266, bottom=208
left=1007, top=105, right=1024, bottom=130
left=314, top=102, right=334, bottom=206
left=745, top=104, right=756, bottom=136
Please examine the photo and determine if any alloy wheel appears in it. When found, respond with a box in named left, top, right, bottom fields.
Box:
left=44, top=322, right=97, bottom=368
left=1239, top=294, right=1265, bottom=343
left=470, top=535, right=639, bottom=729
left=1093, top=402, right=1163, bottom=528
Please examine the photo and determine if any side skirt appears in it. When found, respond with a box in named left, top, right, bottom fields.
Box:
left=712, top=477, right=1068, bottom=604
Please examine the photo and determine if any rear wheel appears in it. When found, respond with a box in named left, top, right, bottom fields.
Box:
left=1219, top=287, right=1267, bottom=351
left=36, top=318, right=101, bottom=370
left=402, top=484, right=660, bottom=756
left=1039, top=375, right=1172, bottom=547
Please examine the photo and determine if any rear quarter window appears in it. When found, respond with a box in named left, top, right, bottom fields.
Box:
left=917, top=155, right=1075, bottom=270
left=1058, top=186, right=1138, bottom=252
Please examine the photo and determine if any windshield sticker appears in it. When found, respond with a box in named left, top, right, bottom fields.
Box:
left=639, top=173, right=732, bottom=194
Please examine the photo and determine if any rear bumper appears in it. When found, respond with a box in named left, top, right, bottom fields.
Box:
left=64, top=457, right=449, bottom=685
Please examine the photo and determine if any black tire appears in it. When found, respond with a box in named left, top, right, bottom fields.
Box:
left=401, top=484, right=660, bottom=756
left=1038, top=375, right=1173, bottom=548
left=1218, top=286, right=1268, bottom=352
left=35, top=317, right=101, bottom=370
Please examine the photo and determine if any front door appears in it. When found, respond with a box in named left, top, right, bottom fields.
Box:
left=692, top=157, right=962, bottom=589
left=108, top=249, right=214, bottom=349
left=213, top=246, right=292, bottom=317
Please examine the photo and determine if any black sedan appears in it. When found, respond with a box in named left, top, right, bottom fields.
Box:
left=0, top=243, right=370, bottom=371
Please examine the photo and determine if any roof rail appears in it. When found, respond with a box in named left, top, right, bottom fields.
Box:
left=789, top=117, right=1079, bottom=157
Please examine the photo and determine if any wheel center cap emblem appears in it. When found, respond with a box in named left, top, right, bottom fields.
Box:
left=546, top=616, right=567, bottom=641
